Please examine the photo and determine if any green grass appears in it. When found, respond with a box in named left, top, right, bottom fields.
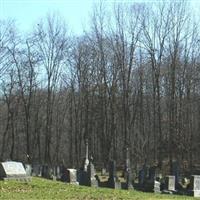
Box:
left=0, top=177, right=197, bottom=200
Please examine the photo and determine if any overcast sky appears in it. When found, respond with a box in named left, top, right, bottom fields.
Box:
left=0, top=0, right=199, bottom=35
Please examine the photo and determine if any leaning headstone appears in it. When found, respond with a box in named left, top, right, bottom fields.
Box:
left=107, top=160, right=121, bottom=189
left=66, top=169, right=79, bottom=185
left=188, top=175, right=200, bottom=197
left=0, top=161, right=31, bottom=181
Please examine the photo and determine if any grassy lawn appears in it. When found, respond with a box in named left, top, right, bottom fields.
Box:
left=0, top=177, right=197, bottom=200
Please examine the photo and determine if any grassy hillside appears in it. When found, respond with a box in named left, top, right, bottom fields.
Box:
left=0, top=177, right=197, bottom=200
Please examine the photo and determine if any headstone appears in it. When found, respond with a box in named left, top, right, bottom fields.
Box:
left=60, top=166, right=68, bottom=182
left=0, top=161, right=31, bottom=181
left=165, top=176, right=175, bottom=191
left=88, top=162, right=98, bottom=187
left=149, top=166, right=156, bottom=181
left=54, top=166, right=61, bottom=180
left=138, top=164, right=148, bottom=187
left=172, top=161, right=180, bottom=188
left=32, top=164, right=42, bottom=177
left=79, top=161, right=99, bottom=187
left=188, top=175, right=200, bottom=197
left=107, top=160, right=121, bottom=189
left=66, top=169, right=79, bottom=185
left=41, top=165, right=50, bottom=179
left=123, top=148, right=133, bottom=189
left=25, top=164, right=32, bottom=176
left=101, top=168, right=106, bottom=176
left=84, top=139, right=89, bottom=172
left=139, top=168, right=145, bottom=186
left=154, top=180, right=161, bottom=193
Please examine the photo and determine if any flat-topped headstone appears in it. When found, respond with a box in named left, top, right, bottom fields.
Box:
left=189, top=175, right=200, bottom=197
left=165, top=176, right=175, bottom=191
left=66, top=169, right=78, bottom=185
left=0, top=161, right=31, bottom=181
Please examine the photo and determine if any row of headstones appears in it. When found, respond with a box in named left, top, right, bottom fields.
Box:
left=26, top=160, right=131, bottom=189
left=1, top=160, right=200, bottom=197
left=138, top=165, right=200, bottom=197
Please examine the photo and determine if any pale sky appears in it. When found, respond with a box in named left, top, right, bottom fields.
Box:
left=0, top=0, right=199, bottom=35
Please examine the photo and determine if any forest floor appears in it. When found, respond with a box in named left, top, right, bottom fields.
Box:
left=0, top=177, right=197, bottom=200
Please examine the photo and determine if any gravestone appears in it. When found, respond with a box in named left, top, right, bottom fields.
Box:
left=139, top=165, right=148, bottom=187
left=154, top=180, right=161, bottom=193
left=101, top=168, right=106, bottom=176
left=123, top=148, right=133, bottom=189
left=172, top=161, right=180, bottom=188
left=41, top=165, right=50, bottom=179
left=149, top=166, right=156, bottom=181
left=0, top=161, right=31, bottom=181
left=66, top=169, right=79, bottom=185
left=32, top=164, right=42, bottom=177
left=84, top=139, right=89, bottom=172
left=165, top=176, right=175, bottom=191
left=88, top=162, right=98, bottom=187
left=139, top=168, right=145, bottom=187
left=25, top=164, right=32, bottom=176
left=143, top=166, right=161, bottom=193
left=188, top=175, right=200, bottom=197
left=107, top=160, right=121, bottom=189
left=79, top=161, right=99, bottom=187
left=54, top=166, right=61, bottom=180
left=60, top=166, right=68, bottom=182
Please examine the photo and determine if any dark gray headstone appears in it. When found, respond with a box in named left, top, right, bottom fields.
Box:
left=149, top=166, right=156, bottom=181
left=172, top=161, right=180, bottom=187
left=0, top=161, right=31, bottom=181
left=107, top=160, right=121, bottom=189
left=79, top=161, right=98, bottom=187
left=32, top=164, right=42, bottom=177
left=139, top=165, right=148, bottom=187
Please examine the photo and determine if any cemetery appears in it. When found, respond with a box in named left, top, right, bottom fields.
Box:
left=1, top=142, right=200, bottom=199
left=1, top=0, right=200, bottom=199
